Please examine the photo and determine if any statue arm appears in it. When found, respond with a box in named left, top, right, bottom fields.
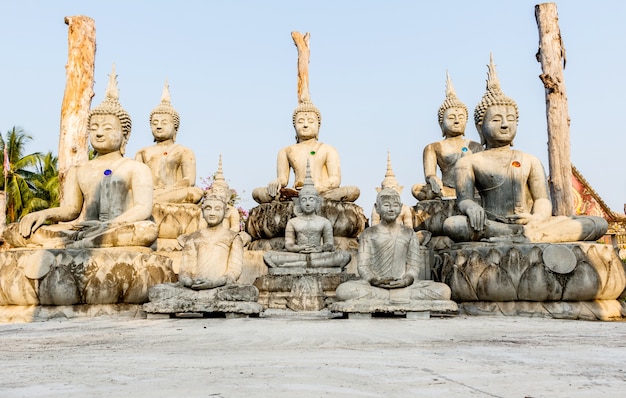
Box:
left=321, top=219, right=335, bottom=252
left=18, top=167, right=83, bottom=237
left=110, top=163, right=154, bottom=224
left=178, top=236, right=197, bottom=287
left=284, top=220, right=300, bottom=252
left=270, top=147, right=290, bottom=194
left=356, top=231, right=376, bottom=283
left=321, top=146, right=341, bottom=191
left=179, top=148, right=197, bottom=187
left=527, top=157, right=552, bottom=220
left=224, top=234, right=244, bottom=283
left=423, top=143, right=442, bottom=193
left=455, top=156, right=485, bottom=231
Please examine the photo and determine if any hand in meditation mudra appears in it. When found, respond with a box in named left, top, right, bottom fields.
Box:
left=442, top=55, right=608, bottom=243
left=4, top=65, right=157, bottom=249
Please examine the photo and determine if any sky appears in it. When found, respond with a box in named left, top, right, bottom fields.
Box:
left=1, top=0, right=625, bottom=217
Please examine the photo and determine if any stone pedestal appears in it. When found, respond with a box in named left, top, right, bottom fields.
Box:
left=438, top=241, right=626, bottom=320
left=329, top=299, right=458, bottom=319
left=143, top=283, right=263, bottom=317
left=0, top=248, right=175, bottom=306
left=246, top=200, right=367, bottom=240
left=254, top=273, right=356, bottom=311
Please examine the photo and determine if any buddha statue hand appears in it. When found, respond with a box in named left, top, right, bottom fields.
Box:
left=370, top=274, right=414, bottom=289
left=426, top=175, right=443, bottom=195
left=267, top=179, right=283, bottom=198
left=190, top=276, right=230, bottom=290
left=18, top=211, right=49, bottom=238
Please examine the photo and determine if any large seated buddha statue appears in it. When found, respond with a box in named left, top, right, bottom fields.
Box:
left=437, top=55, right=625, bottom=320
left=412, top=72, right=483, bottom=201
left=4, top=66, right=157, bottom=250
left=135, top=82, right=205, bottom=247
left=411, top=73, right=482, bottom=247
left=0, top=66, right=175, bottom=308
left=247, top=32, right=366, bottom=248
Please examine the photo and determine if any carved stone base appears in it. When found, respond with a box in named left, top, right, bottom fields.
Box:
left=254, top=273, right=356, bottom=311
left=0, top=304, right=147, bottom=324
left=0, top=248, right=176, bottom=306
left=413, top=198, right=459, bottom=235
left=143, top=283, right=263, bottom=316
left=329, top=299, right=459, bottom=317
left=440, top=242, right=626, bottom=302
left=458, top=300, right=626, bottom=321
left=152, top=202, right=203, bottom=239
left=246, top=200, right=367, bottom=240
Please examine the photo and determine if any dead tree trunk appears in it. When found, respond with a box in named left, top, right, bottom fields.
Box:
left=291, top=31, right=311, bottom=103
left=535, top=3, right=573, bottom=216
left=59, top=16, right=96, bottom=205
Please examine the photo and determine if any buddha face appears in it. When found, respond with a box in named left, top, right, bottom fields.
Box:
left=89, top=114, right=124, bottom=155
left=151, top=113, right=176, bottom=142
left=298, top=193, right=319, bottom=215
left=441, top=107, right=467, bottom=138
left=202, top=199, right=226, bottom=227
left=294, top=112, right=319, bottom=142
left=479, top=105, right=517, bottom=149
left=375, top=195, right=402, bottom=224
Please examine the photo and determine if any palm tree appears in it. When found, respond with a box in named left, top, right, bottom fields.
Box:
left=1, top=127, right=44, bottom=223
left=26, top=151, right=60, bottom=214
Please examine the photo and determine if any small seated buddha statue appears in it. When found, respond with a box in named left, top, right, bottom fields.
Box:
left=263, top=161, right=351, bottom=271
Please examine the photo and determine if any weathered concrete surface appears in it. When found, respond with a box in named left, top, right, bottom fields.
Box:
left=0, top=313, right=625, bottom=397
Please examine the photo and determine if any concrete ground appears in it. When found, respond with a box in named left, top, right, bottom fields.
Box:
left=0, top=311, right=625, bottom=398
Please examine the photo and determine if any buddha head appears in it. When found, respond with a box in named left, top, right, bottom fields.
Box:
left=438, top=72, right=468, bottom=138
left=200, top=192, right=228, bottom=228
left=150, top=80, right=180, bottom=143
left=375, top=187, right=402, bottom=224
left=474, top=54, right=519, bottom=147
left=292, top=100, right=322, bottom=143
left=88, top=64, right=132, bottom=155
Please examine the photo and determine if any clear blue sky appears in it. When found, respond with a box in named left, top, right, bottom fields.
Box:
left=2, top=1, right=625, bottom=215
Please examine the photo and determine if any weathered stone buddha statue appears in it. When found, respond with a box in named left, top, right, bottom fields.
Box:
left=144, top=188, right=262, bottom=316
left=263, top=161, right=351, bottom=272
left=370, top=152, right=413, bottom=228
left=252, top=32, right=359, bottom=204
left=412, top=72, right=483, bottom=201
left=442, top=56, right=608, bottom=244
left=135, top=81, right=203, bottom=205
left=4, top=66, right=157, bottom=250
left=330, top=188, right=456, bottom=316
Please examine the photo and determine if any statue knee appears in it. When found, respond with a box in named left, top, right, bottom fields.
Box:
left=442, top=215, right=472, bottom=241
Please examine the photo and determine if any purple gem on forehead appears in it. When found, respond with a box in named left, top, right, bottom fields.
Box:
left=104, top=169, right=112, bottom=176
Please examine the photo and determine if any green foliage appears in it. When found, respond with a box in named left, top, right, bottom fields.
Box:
left=1, top=127, right=58, bottom=223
